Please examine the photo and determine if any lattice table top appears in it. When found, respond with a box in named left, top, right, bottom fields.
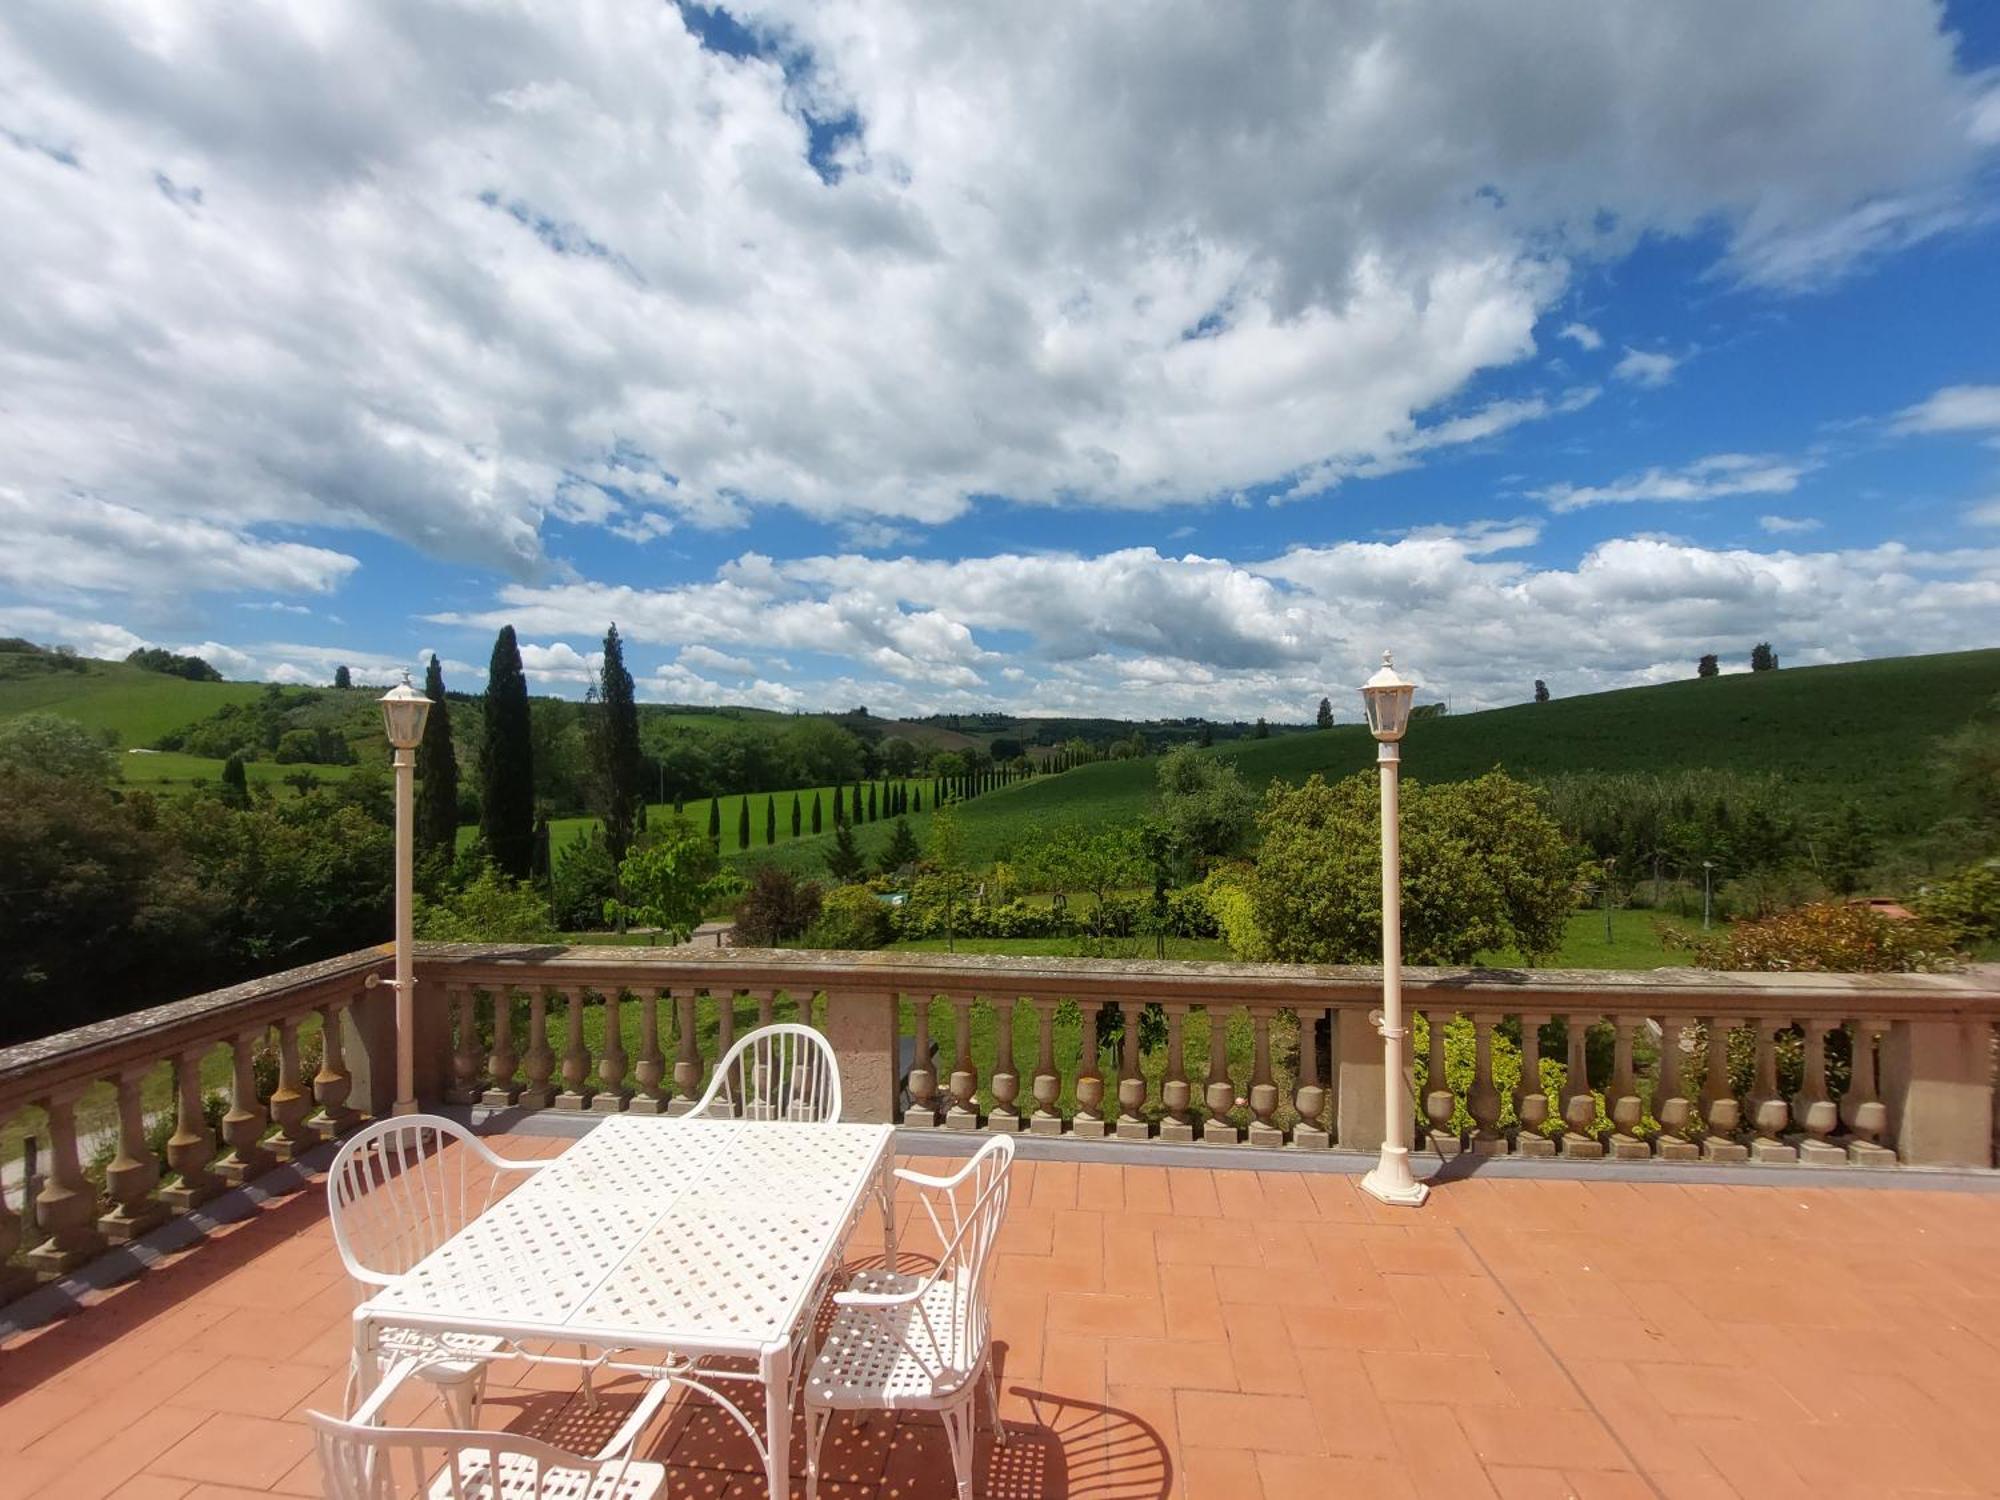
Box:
left=361, top=1117, right=894, bottom=1357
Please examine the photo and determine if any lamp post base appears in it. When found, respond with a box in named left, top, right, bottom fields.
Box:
left=392, top=1098, right=420, bottom=1117
left=1360, top=1155, right=1431, bottom=1209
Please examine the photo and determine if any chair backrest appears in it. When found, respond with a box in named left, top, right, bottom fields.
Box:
left=898, top=1133, right=1015, bottom=1370
left=691, top=1022, right=842, bottom=1122
left=327, top=1115, right=541, bottom=1288
left=309, top=1405, right=648, bottom=1500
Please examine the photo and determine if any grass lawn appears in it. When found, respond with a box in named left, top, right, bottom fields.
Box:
left=118, top=748, right=362, bottom=793
left=0, top=660, right=269, bottom=748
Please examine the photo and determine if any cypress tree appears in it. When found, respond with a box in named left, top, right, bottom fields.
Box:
left=414, top=653, right=459, bottom=858
left=791, top=793, right=802, bottom=838
left=833, top=784, right=845, bottom=827
left=737, top=796, right=751, bottom=849
left=914, top=787, right=922, bottom=814
left=867, top=783, right=877, bottom=822
left=812, top=792, right=823, bottom=834
left=708, top=795, right=721, bottom=844
left=592, top=624, right=645, bottom=863
left=220, top=752, right=249, bottom=806
left=480, top=625, right=536, bottom=879
left=765, top=794, right=776, bottom=844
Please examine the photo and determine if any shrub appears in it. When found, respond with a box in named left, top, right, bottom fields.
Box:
left=1665, top=901, right=1962, bottom=973
left=416, top=864, right=559, bottom=943
left=1201, top=865, right=1267, bottom=960
left=735, top=864, right=824, bottom=946
left=804, top=884, right=892, bottom=949
left=1916, top=859, right=2000, bottom=945
left=549, top=830, right=618, bottom=930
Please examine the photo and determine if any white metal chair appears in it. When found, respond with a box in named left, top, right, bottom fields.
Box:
left=308, top=1356, right=674, bottom=1500
left=689, top=1022, right=842, bottom=1122
left=329, top=1116, right=547, bottom=1423
left=803, top=1134, right=1016, bottom=1500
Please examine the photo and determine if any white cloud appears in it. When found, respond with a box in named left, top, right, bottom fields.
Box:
left=1758, top=514, right=1822, bottom=535
left=0, top=1, right=1989, bottom=600
left=1612, top=348, right=1681, bottom=388
left=1892, top=384, right=2000, bottom=434
left=1968, top=499, right=2000, bottom=528
left=1559, top=322, right=1603, bottom=351
left=1536, top=453, right=1810, bottom=513
left=678, top=644, right=756, bottom=676
left=516, top=640, right=601, bottom=687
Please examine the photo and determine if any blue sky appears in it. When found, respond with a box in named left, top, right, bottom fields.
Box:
left=1, top=1, right=1997, bottom=718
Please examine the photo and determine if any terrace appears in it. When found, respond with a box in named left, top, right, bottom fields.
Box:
left=3, top=945, right=1999, bottom=1498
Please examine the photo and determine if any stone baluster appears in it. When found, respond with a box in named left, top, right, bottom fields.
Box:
left=1246, top=1006, right=1281, bottom=1146
left=1515, top=1013, right=1554, bottom=1156
left=989, top=996, right=1022, bottom=1132
left=756, top=990, right=776, bottom=1030
left=1202, top=1003, right=1238, bottom=1143
left=1607, top=1015, right=1649, bottom=1159
left=1747, top=1019, right=1798, bottom=1162
left=715, top=990, right=736, bottom=1073
left=1030, top=998, right=1063, bottom=1135
left=632, top=989, right=668, bottom=1115
left=99, top=1067, right=169, bottom=1241
left=1698, top=1017, right=1748, bottom=1162
left=556, top=988, right=591, bottom=1110
left=0, top=1117, right=33, bottom=1301
left=946, top=994, right=981, bottom=1130
left=1467, top=1012, right=1505, bottom=1155
left=215, top=1029, right=274, bottom=1185
left=1424, top=1009, right=1460, bottom=1156
left=1072, top=1001, right=1108, bottom=1137
left=1292, top=1006, right=1330, bottom=1150
left=1791, top=1018, right=1841, bottom=1164
left=161, top=1047, right=222, bottom=1211
left=1654, top=1019, right=1700, bottom=1161
left=905, top=994, right=939, bottom=1127
left=1116, top=999, right=1152, bottom=1140
left=593, top=988, right=631, bottom=1114
left=268, top=1013, right=317, bottom=1164
left=1842, top=1018, right=1895, bottom=1165
left=25, top=1088, right=105, bottom=1274
left=1160, top=1003, right=1196, bottom=1143
left=669, top=991, right=702, bottom=1114
left=520, top=990, right=556, bottom=1109
left=309, top=997, right=359, bottom=1137
left=447, top=988, right=482, bottom=1105
left=1561, top=1012, right=1603, bottom=1158
left=482, top=990, right=519, bottom=1107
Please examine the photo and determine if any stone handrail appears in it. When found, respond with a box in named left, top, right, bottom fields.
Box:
left=2, top=943, right=1995, bottom=1309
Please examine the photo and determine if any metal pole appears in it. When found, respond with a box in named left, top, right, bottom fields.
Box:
left=1702, top=863, right=1713, bottom=931
left=1360, top=739, right=1428, bottom=1208
left=393, top=743, right=418, bottom=1116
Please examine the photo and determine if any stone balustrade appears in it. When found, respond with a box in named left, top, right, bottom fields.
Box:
left=1, top=942, right=1994, bottom=1307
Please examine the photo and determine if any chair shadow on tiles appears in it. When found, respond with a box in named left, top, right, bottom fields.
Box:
left=992, top=1387, right=1171, bottom=1500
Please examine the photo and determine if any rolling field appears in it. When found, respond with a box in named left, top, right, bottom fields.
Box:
left=118, top=748, right=362, bottom=791
left=0, top=660, right=269, bottom=747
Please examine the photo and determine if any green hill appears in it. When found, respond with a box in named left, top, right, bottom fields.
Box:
left=0, top=657, right=269, bottom=747
left=730, top=649, right=2000, bottom=876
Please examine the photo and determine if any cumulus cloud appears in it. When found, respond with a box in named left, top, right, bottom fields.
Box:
left=1758, top=515, right=1822, bottom=535
left=1612, top=348, right=1682, bottom=388
left=1535, top=454, right=1810, bottom=513
left=1968, top=499, right=2000, bottom=527
left=0, top=1, right=1991, bottom=602
left=1892, top=384, right=2000, bottom=434
left=1559, top=322, right=1604, bottom=351
left=678, top=644, right=756, bottom=676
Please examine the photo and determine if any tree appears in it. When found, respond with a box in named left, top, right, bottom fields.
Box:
left=1316, top=697, right=1334, bottom=729
left=765, top=794, right=777, bottom=845
left=220, top=753, right=250, bottom=807
left=590, top=625, right=646, bottom=863
left=924, top=803, right=971, bottom=952
left=1152, top=745, right=1255, bottom=874
left=416, top=866, right=558, bottom=943
left=811, top=792, right=824, bottom=835
left=0, top=712, right=114, bottom=780
left=604, top=818, right=725, bottom=944
left=1254, top=717, right=1270, bottom=739
left=479, top=626, right=536, bottom=880
left=737, top=796, right=751, bottom=850
left=791, top=792, right=802, bottom=838
left=867, top=783, right=877, bottom=822
left=125, top=647, right=221, bottom=682
left=708, top=795, right=722, bottom=845
left=1534, top=680, right=1550, bottom=703
left=824, top=824, right=866, bottom=883
left=414, top=654, right=459, bottom=859
left=333, top=664, right=352, bottom=690
left=734, top=865, right=823, bottom=946
left=1697, top=654, right=1719, bottom=678
left=833, top=784, right=846, bottom=827
left=1251, top=769, right=1576, bottom=965
left=1816, top=803, right=1876, bottom=896
left=913, top=786, right=923, bottom=815
left=1750, top=642, right=1779, bottom=672
left=879, top=817, right=921, bottom=877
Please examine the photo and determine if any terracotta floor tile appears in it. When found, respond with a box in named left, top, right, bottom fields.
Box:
left=149, top=1413, right=315, bottom=1489
left=1381, top=1401, right=1500, bottom=1500
left=1104, top=1338, right=1235, bottom=1392
left=1181, top=1445, right=1263, bottom=1500
left=1486, top=1466, right=1583, bottom=1499
left=1219, top=1303, right=1304, bottom=1396
left=1046, top=1292, right=1165, bottom=1339
left=101, top=1481, right=193, bottom=1500
left=1454, top=1404, right=1632, bottom=1473
left=1363, top=1350, right=1516, bottom=1407
left=1173, top=1391, right=1321, bottom=1455
left=1258, top=1451, right=1421, bottom=1497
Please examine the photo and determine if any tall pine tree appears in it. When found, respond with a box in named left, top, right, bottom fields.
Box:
left=791, top=793, right=802, bottom=838
left=812, top=792, right=824, bottom=834
left=591, top=624, right=646, bottom=863
left=737, top=797, right=750, bottom=850
left=765, top=794, right=777, bottom=844
left=415, top=653, right=459, bottom=858
left=867, top=783, right=877, bottom=822
left=480, top=627, right=536, bottom=879
left=708, top=795, right=722, bottom=844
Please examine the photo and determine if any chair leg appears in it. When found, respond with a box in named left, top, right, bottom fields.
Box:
left=578, top=1344, right=598, bottom=1412
left=804, top=1404, right=833, bottom=1500
left=440, top=1373, right=479, bottom=1429
left=942, top=1395, right=976, bottom=1500
left=983, top=1363, right=1007, bottom=1445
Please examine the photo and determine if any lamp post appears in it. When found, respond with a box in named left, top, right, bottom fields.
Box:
left=1359, top=652, right=1428, bottom=1209
left=1701, top=860, right=1715, bottom=931
left=378, top=674, right=432, bottom=1117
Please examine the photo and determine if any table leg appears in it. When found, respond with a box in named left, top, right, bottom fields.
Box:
left=763, top=1345, right=792, bottom=1500
left=878, top=1151, right=898, bottom=1270
left=349, top=1312, right=377, bottom=1410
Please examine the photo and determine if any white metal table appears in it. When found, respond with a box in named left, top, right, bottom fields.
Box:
left=351, top=1115, right=898, bottom=1500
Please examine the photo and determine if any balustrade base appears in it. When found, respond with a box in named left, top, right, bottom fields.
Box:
left=1561, top=1133, right=1605, bottom=1159
left=1247, top=1122, right=1284, bottom=1148
left=1070, top=1117, right=1111, bottom=1139
left=158, top=1178, right=223, bottom=1212
left=1701, top=1137, right=1750, bottom=1163
left=1428, top=1130, right=1464, bottom=1158
left=1656, top=1138, right=1701, bottom=1162
left=270, top=1134, right=320, bottom=1165
left=1029, top=1114, right=1065, bottom=1136
left=310, top=1109, right=361, bottom=1141
left=517, top=1088, right=553, bottom=1110
left=214, top=1151, right=274, bottom=1186
left=1202, top=1120, right=1240, bottom=1145
left=626, top=1095, right=669, bottom=1115
left=98, top=1202, right=170, bottom=1242
left=1610, top=1134, right=1651, bottom=1161
left=1515, top=1132, right=1557, bottom=1158
left=1796, top=1138, right=1846, bottom=1166
left=26, top=1232, right=107, bottom=1277
left=1116, top=1120, right=1154, bottom=1141
left=553, top=1091, right=592, bottom=1111
left=1291, top=1126, right=1331, bottom=1150
left=1158, top=1118, right=1197, bottom=1143
left=1847, top=1140, right=1898, bottom=1167
left=479, top=1087, right=519, bottom=1109
left=1470, top=1134, right=1508, bottom=1157
left=945, top=1108, right=983, bottom=1131
left=900, top=1109, right=941, bottom=1129
left=445, top=1087, right=481, bottom=1106
left=590, top=1091, right=632, bottom=1115
left=1749, top=1139, right=1799, bottom=1163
